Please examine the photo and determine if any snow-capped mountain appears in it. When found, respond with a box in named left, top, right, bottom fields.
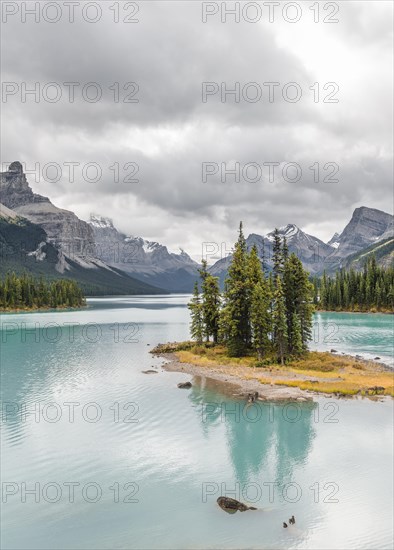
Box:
left=2, top=162, right=392, bottom=293
left=210, top=223, right=335, bottom=285
left=327, top=232, right=341, bottom=249
left=89, top=214, right=199, bottom=292
left=210, top=209, right=393, bottom=284
left=0, top=162, right=97, bottom=270
left=0, top=164, right=167, bottom=295
left=89, top=214, right=116, bottom=230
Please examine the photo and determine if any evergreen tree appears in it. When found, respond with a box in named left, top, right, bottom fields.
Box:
left=272, top=228, right=283, bottom=279
left=201, top=274, right=221, bottom=343
left=0, top=273, right=85, bottom=310
left=272, top=276, right=287, bottom=365
left=188, top=282, right=203, bottom=343
left=247, top=244, right=263, bottom=286
left=292, top=255, right=314, bottom=350
left=282, top=237, right=289, bottom=263
left=250, top=281, right=271, bottom=359
left=312, top=255, right=393, bottom=312
left=291, top=312, right=304, bottom=356
left=221, top=222, right=250, bottom=356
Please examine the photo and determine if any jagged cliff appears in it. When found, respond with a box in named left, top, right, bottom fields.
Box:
left=1, top=162, right=392, bottom=291
left=0, top=162, right=95, bottom=265
left=89, top=214, right=199, bottom=292
left=328, top=206, right=393, bottom=260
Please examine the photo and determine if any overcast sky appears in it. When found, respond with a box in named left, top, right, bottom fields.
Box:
left=1, top=0, right=393, bottom=259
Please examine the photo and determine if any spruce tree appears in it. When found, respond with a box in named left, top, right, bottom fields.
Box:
left=248, top=244, right=264, bottom=286
left=250, top=281, right=271, bottom=359
left=272, top=276, right=287, bottom=365
left=201, top=274, right=221, bottom=343
left=291, top=312, right=304, bottom=356
left=221, top=222, right=250, bottom=356
left=272, top=228, right=283, bottom=279
left=197, top=259, right=221, bottom=342
left=188, top=282, right=203, bottom=344
left=292, top=255, right=314, bottom=350
left=282, top=237, right=289, bottom=263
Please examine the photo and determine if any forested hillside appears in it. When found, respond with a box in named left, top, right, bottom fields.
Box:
left=313, top=256, right=394, bottom=312
left=0, top=273, right=85, bottom=311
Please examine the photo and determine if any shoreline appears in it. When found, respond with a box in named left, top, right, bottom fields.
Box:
left=158, top=351, right=315, bottom=402
left=152, top=345, right=393, bottom=402
left=0, top=304, right=87, bottom=314
left=315, top=309, right=393, bottom=315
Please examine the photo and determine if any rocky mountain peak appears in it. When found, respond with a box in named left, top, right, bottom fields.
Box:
left=266, top=224, right=302, bottom=242
left=327, top=232, right=340, bottom=248
left=280, top=223, right=300, bottom=238
left=0, top=161, right=96, bottom=264
left=8, top=161, right=24, bottom=174
left=329, top=206, right=393, bottom=258
left=89, top=214, right=115, bottom=229
left=0, top=161, right=50, bottom=209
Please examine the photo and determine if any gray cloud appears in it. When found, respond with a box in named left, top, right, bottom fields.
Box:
left=1, top=0, right=392, bottom=259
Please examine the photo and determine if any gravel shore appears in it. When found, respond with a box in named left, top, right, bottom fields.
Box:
left=156, top=352, right=314, bottom=402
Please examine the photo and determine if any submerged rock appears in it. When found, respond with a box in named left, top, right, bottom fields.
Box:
left=177, top=381, right=192, bottom=389
left=217, top=496, right=257, bottom=513
left=142, top=370, right=158, bottom=374
left=246, top=391, right=259, bottom=403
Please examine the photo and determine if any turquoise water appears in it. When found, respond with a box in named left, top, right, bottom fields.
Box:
left=1, top=296, right=393, bottom=549
left=311, top=311, right=394, bottom=367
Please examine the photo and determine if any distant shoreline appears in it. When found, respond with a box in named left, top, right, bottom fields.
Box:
left=315, top=309, right=393, bottom=315
left=0, top=304, right=87, bottom=314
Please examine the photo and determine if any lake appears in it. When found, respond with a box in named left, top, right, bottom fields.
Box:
left=1, top=296, right=393, bottom=549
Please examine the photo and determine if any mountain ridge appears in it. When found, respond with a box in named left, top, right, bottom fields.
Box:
left=1, top=161, right=392, bottom=292
left=88, top=214, right=199, bottom=292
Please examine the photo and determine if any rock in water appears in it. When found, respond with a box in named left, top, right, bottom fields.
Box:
left=142, top=370, right=158, bottom=374
left=177, top=381, right=192, bottom=389
left=216, top=496, right=257, bottom=513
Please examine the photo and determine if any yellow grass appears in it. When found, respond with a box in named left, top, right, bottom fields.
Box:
left=153, top=343, right=394, bottom=398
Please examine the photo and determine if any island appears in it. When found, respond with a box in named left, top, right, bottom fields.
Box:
left=152, top=223, right=393, bottom=400
left=152, top=342, right=393, bottom=399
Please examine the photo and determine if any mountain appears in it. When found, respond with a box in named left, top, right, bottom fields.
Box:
left=210, top=224, right=335, bottom=285
left=2, top=162, right=392, bottom=292
left=0, top=165, right=166, bottom=295
left=0, top=206, right=165, bottom=295
left=327, top=207, right=393, bottom=260
left=89, top=215, right=199, bottom=292
left=327, top=232, right=340, bottom=249
left=264, top=224, right=334, bottom=271
left=210, top=209, right=394, bottom=283
left=0, top=162, right=96, bottom=269
left=340, top=237, right=394, bottom=271
left=1, top=203, right=60, bottom=273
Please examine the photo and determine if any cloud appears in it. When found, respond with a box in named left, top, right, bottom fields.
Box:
left=1, top=0, right=392, bottom=259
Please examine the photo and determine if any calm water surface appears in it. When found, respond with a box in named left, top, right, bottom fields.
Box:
left=1, top=296, right=393, bottom=549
